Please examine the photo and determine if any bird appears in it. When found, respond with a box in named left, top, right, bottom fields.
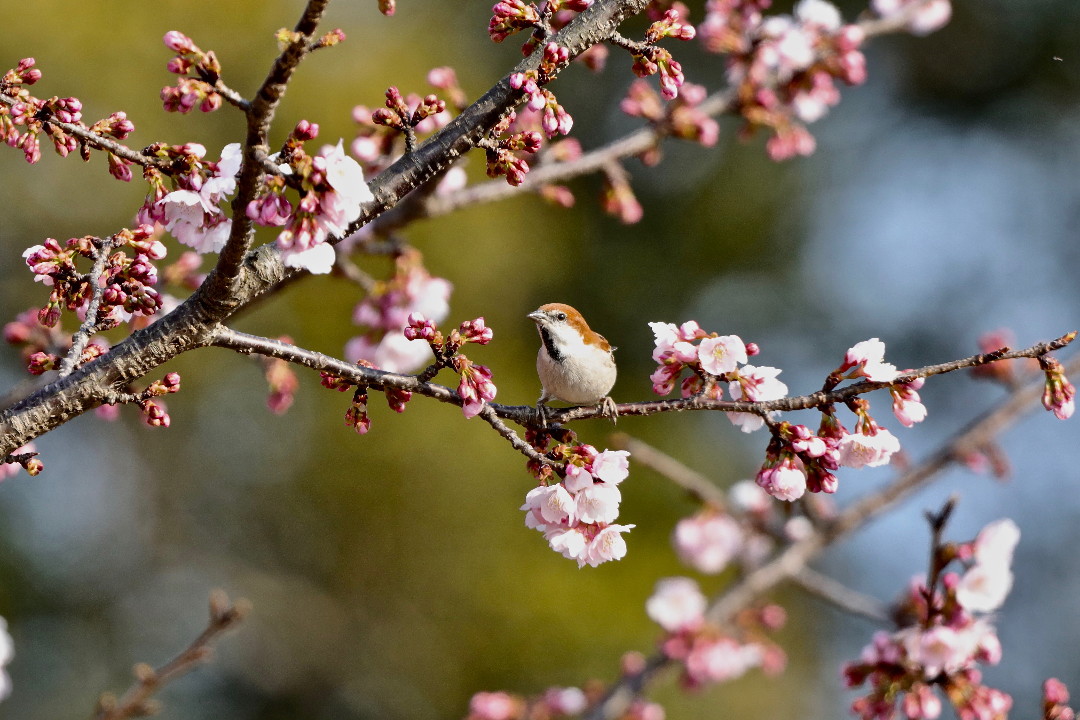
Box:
left=528, top=303, right=618, bottom=426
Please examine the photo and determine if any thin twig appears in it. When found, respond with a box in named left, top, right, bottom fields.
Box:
left=790, top=566, right=891, bottom=623
left=93, top=590, right=249, bottom=720
left=0, top=92, right=166, bottom=170
left=609, top=433, right=728, bottom=508
left=584, top=353, right=1078, bottom=720
left=523, top=332, right=1076, bottom=426
left=57, top=237, right=116, bottom=378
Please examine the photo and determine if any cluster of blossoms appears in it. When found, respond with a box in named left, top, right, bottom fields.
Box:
left=703, top=0, right=869, bottom=159
left=370, top=86, right=448, bottom=145
left=345, top=251, right=452, bottom=373
left=1, top=58, right=135, bottom=176
left=22, top=225, right=167, bottom=332
left=351, top=68, right=459, bottom=179
left=509, top=42, right=575, bottom=139
left=844, top=519, right=1020, bottom=720
left=143, top=142, right=240, bottom=253
left=650, top=322, right=927, bottom=501
left=648, top=319, right=774, bottom=427
left=465, top=686, right=588, bottom=720
left=690, top=0, right=949, bottom=161
left=160, top=31, right=224, bottom=114
left=488, top=1, right=593, bottom=48
left=646, top=577, right=785, bottom=688
left=326, top=312, right=495, bottom=429
left=321, top=362, right=411, bottom=435
left=408, top=311, right=497, bottom=418
left=520, top=443, right=634, bottom=567
left=246, top=122, right=375, bottom=273
left=621, top=80, right=719, bottom=150
left=627, top=7, right=696, bottom=100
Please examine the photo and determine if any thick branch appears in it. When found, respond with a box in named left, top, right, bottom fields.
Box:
left=200, top=0, right=333, bottom=306
left=0, top=0, right=653, bottom=455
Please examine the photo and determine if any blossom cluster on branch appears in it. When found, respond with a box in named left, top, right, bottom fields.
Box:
left=0, top=0, right=1077, bottom=718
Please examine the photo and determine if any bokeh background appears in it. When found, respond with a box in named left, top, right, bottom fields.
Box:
left=1, top=1, right=1079, bottom=718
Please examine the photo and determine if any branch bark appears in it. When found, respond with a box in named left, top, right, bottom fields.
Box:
left=0, top=0, right=651, bottom=455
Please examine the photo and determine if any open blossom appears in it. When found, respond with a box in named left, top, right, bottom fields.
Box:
left=698, top=335, right=747, bottom=376
left=955, top=519, right=1020, bottom=613
left=673, top=512, right=744, bottom=573
left=278, top=140, right=374, bottom=273
left=872, top=0, right=951, bottom=35
left=521, top=447, right=633, bottom=568
left=756, top=456, right=807, bottom=501
left=346, top=256, right=452, bottom=374
left=837, top=427, right=900, bottom=468
left=685, top=638, right=767, bottom=686
left=841, top=338, right=899, bottom=382
left=727, top=365, right=787, bottom=433
left=590, top=448, right=630, bottom=484
left=646, top=577, right=707, bottom=633
left=159, top=143, right=241, bottom=253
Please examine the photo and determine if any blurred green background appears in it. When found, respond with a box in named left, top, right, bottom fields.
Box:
left=1, top=1, right=1079, bottom=718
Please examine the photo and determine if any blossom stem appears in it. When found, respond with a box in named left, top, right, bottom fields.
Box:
left=57, top=236, right=117, bottom=378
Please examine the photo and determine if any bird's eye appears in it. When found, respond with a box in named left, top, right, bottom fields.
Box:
left=555, top=312, right=567, bottom=321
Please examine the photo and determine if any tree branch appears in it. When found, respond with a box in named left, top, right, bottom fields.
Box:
left=93, top=590, right=249, bottom=720
left=0, top=0, right=655, bottom=456
left=584, top=352, right=1080, bottom=720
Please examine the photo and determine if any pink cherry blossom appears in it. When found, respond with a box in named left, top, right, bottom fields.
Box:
left=468, top=691, right=521, bottom=720
left=685, top=637, right=764, bottom=685
left=576, top=483, right=622, bottom=524
left=697, top=335, right=748, bottom=376
left=955, top=563, right=1013, bottom=613
left=756, top=457, right=807, bottom=501
left=673, top=512, right=744, bottom=573
left=872, top=0, right=951, bottom=36
left=545, top=526, right=588, bottom=562
left=727, top=365, right=787, bottom=433
left=646, top=577, right=707, bottom=632
left=591, top=449, right=630, bottom=484
left=837, top=427, right=901, bottom=468
left=582, top=523, right=634, bottom=567
left=842, top=338, right=899, bottom=382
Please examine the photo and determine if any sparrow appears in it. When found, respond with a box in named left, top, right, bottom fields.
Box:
left=528, top=303, right=618, bottom=425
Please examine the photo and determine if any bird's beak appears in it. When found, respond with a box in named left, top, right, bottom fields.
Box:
left=527, top=310, right=544, bottom=323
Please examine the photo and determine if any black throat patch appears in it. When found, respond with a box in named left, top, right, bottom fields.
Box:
left=539, top=325, right=564, bottom=363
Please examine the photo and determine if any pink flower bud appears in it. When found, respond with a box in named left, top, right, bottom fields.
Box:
left=163, top=31, right=197, bottom=54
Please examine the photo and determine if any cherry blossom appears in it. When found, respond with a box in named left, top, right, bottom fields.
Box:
left=646, top=577, right=707, bottom=633
left=673, top=511, right=744, bottom=573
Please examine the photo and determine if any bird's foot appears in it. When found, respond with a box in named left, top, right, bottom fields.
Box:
left=536, top=400, right=552, bottom=429
left=599, top=396, right=618, bottom=425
